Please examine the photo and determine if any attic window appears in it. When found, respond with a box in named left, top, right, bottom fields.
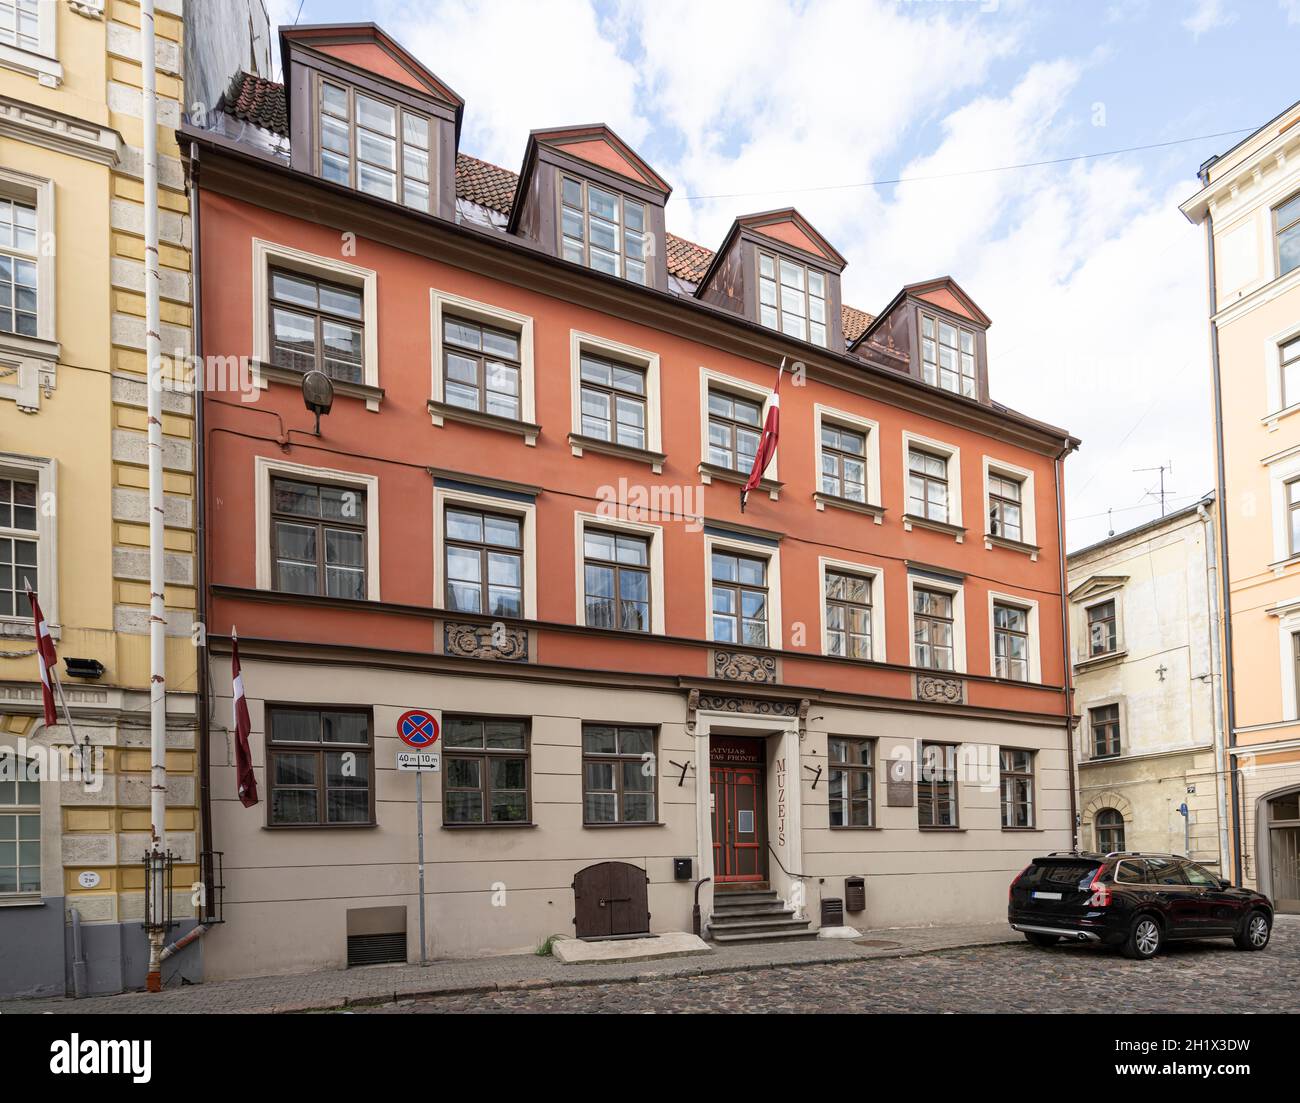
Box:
left=560, top=176, right=647, bottom=285
left=318, top=81, right=431, bottom=212
left=758, top=251, right=828, bottom=347
left=920, top=312, right=976, bottom=398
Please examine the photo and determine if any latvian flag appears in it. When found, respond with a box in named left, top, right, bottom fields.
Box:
left=741, top=358, right=784, bottom=512
left=25, top=584, right=58, bottom=728
left=231, top=628, right=259, bottom=808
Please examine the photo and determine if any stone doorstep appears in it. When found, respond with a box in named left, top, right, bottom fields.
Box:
left=550, top=931, right=712, bottom=965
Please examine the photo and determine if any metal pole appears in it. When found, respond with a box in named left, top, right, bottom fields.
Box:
left=141, top=0, right=168, bottom=994
left=416, top=770, right=427, bottom=966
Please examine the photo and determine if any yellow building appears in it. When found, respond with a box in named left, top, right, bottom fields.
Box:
left=0, top=0, right=267, bottom=997
left=1182, top=99, right=1300, bottom=913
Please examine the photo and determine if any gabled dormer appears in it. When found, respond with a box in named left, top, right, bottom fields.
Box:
left=282, top=23, right=464, bottom=220
left=508, top=125, right=671, bottom=290
left=694, top=209, right=847, bottom=353
left=850, top=277, right=992, bottom=402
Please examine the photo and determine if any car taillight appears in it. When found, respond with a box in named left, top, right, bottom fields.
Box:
left=1010, top=865, right=1031, bottom=903
left=1088, top=868, right=1111, bottom=907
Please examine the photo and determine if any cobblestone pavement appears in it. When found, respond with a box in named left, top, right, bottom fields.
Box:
left=362, top=916, right=1300, bottom=1014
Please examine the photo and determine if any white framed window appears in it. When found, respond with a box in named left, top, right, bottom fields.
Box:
left=919, top=311, right=977, bottom=397
left=568, top=331, right=662, bottom=469
left=0, top=753, right=40, bottom=897
left=1075, top=591, right=1124, bottom=663
left=0, top=0, right=60, bottom=87
left=573, top=511, right=665, bottom=634
left=704, top=532, right=782, bottom=648
left=757, top=250, right=829, bottom=347
left=907, top=572, right=966, bottom=673
left=902, top=431, right=962, bottom=535
left=0, top=452, right=55, bottom=631
left=1266, top=443, right=1300, bottom=566
left=0, top=169, right=53, bottom=347
left=1264, top=320, right=1300, bottom=421
left=434, top=484, right=537, bottom=620
left=559, top=175, right=649, bottom=285
left=699, top=368, right=779, bottom=494
left=988, top=590, right=1041, bottom=683
left=818, top=557, right=885, bottom=663
left=430, top=288, right=536, bottom=443
left=982, top=456, right=1037, bottom=552
left=317, top=78, right=432, bottom=212
left=254, top=457, right=380, bottom=601
left=251, top=239, right=379, bottom=406
left=1268, top=597, right=1300, bottom=721
left=814, top=405, right=881, bottom=517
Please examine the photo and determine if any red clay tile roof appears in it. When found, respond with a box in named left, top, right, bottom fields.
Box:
left=222, top=73, right=874, bottom=336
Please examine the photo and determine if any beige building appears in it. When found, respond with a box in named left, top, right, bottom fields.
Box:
left=1067, top=497, right=1227, bottom=868
left=1182, top=98, right=1300, bottom=911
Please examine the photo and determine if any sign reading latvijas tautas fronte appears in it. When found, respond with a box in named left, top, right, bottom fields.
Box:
left=710, top=736, right=765, bottom=766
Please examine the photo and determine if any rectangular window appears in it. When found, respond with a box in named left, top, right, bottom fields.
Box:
left=268, top=268, right=364, bottom=383
left=583, top=528, right=650, bottom=632
left=907, top=449, right=949, bottom=523
left=1000, top=749, right=1034, bottom=828
left=582, top=724, right=656, bottom=824
left=0, top=197, right=38, bottom=338
left=271, top=477, right=367, bottom=599
left=918, top=742, right=957, bottom=828
left=712, top=550, right=768, bottom=646
left=825, top=570, right=872, bottom=660
left=913, top=587, right=955, bottom=670
left=1090, top=704, right=1121, bottom=758
left=920, top=313, right=977, bottom=397
left=1277, top=190, right=1300, bottom=279
left=319, top=81, right=430, bottom=211
left=1087, top=599, right=1117, bottom=656
left=758, top=251, right=828, bottom=347
left=0, top=476, right=38, bottom=618
left=1288, top=477, right=1300, bottom=557
left=578, top=352, right=647, bottom=447
left=828, top=737, right=873, bottom=828
left=560, top=176, right=647, bottom=285
left=707, top=389, right=763, bottom=473
left=0, top=764, right=39, bottom=895
left=820, top=423, right=867, bottom=502
left=441, top=315, right=521, bottom=420
left=993, top=602, right=1030, bottom=681
left=0, top=0, right=38, bottom=54
left=988, top=474, right=1023, bottom=541
left=443, top=716, right=530, bottom=825
left=1281, top=336, right=1300, bottom=409
left=443, top=507, right=522, bottom=617
left=267, top=707, right=372, bottom=826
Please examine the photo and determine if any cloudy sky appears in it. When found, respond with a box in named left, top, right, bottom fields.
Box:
left=269, top=0, right=1300, bottom=548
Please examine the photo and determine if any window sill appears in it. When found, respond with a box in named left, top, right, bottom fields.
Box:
left=257, top=361, right=384, bottom=411
left=918, top=826, right=964, bottom=832
left=0, top=894, right=44, bottom=907
left=0, top=43, right=63, bottom=87
left=1268, top=554, right=1300, bottom=576
left=428, top=399, right=541, bottom=445
left=583, top=820, right=666, bottom=828
left=1000, top=826, right=1042, bottom=832
left=813, top=492, right=885, bottom=523
left=568, top=433, right=666, bottom=473
left=828, top=825, right=881, bottom=832
left=902, top=513, right=966, bottom=542
left=0, top=616, right=61, bottom=643
left=263, top=822, right=378, bottom=830
left=697, top=462, right=782, bottom=500
left=1073, top=649, right=1127, bottom=672
left=1262, top=402, right=1300, bottom=432
left=984, top=534, right=1040, bottom=560
left=442, top=821, right=537, bottom=830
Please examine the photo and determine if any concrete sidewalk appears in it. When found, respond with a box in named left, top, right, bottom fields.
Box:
left=0, top=923, right=1018, bottom=1015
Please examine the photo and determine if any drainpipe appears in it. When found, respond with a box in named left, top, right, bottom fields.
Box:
left=1054, top=444, right=1079, bottom=850
left=141, top=0, right=169, bottom=993
left=1198, top=499, right=1231, bottom=871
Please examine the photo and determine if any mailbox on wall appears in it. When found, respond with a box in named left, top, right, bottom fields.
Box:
left=845, top=876, right=866, bottom=914
left=673, top=857, right=693, bottom=881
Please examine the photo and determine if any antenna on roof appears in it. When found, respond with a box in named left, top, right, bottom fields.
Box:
left=1134, top=461, right=1175, bottom=518
left=1107, top=508, right=1114, bottom=537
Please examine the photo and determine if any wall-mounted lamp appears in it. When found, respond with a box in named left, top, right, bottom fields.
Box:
left=301, top=370, right=334, bottom=436
left=64, top=657, right=105, bottom=680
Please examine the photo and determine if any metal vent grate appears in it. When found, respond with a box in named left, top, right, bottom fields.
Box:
left=821, top=897, right=844, bottom=928
left=347, top=932, right=407, bottom=967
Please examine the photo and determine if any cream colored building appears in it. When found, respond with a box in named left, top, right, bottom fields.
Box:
left=1182, top=99, right=1300, bottom=911
left=1067, top=497, right=1227, bottom=868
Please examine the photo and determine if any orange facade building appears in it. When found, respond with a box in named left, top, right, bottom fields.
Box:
left=183, top=23, right=1079, bottom=977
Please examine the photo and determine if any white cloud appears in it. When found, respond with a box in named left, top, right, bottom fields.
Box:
left=1183, top=0, right=1237, bottom=37
left=1283, top=0, right=1300, bottom=24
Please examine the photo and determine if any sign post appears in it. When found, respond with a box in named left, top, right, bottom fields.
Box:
left=397, top=710, right=440, bottom=967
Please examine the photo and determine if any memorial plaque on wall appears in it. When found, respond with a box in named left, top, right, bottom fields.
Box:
left=886, top=756, right=914, bottom=807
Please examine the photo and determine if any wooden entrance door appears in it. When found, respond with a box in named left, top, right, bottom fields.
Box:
left=572, top=861, right=650, bottom=939
left=711, top=762, right=766, bottom=883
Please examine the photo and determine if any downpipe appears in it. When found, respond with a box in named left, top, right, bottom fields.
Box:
left=161, top=922, right=212, bottom=963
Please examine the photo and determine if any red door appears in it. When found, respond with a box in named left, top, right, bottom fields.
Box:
left=711, top=765, right=765, bottom=882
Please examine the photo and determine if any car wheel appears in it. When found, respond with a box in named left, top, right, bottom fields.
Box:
left=1233, top=910, right=1271, bottom=951
left=1122, top=914, right=1162, bottom=960
left=1024, top=932, right=1060, bottom=948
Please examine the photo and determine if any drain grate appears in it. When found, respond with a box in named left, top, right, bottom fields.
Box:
left=854, top=939, right=904, bottom=949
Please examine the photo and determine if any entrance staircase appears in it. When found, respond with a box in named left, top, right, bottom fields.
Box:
left=707, top=884, right=817, bottom=945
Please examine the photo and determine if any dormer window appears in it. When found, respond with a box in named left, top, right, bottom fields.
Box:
left=560, top=176, right=647, bottom=285
left=758, top=251, right=828, bottom=347
left=921, top=312, right=976, bottom=397
left=318, top=81, right=431, bottom=212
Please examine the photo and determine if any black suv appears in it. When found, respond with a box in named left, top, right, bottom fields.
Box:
left=1008, top=852, right=1273, bottom=959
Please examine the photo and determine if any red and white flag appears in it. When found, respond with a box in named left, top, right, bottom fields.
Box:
left=741, top=358, right=785, bottom=512
left=25, top=584, right=57, bottom=728
left=231, top=628, right=258, bottom=808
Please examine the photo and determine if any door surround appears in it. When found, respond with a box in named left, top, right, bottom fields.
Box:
left=1255, top=783, right=1300, bottom=912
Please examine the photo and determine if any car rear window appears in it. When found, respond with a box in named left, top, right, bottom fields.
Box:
left=1022, top=861, right=1100, bottom=888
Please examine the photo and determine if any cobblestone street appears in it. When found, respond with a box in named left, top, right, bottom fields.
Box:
left=363, top=916, right=1300, bottom=1014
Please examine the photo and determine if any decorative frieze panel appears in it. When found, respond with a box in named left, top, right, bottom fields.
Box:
left=443, top=621, right=529, bottom=662
left=697, top=694, right=798, bottom=717
left=713, top=650, right=777, bottom=684
left=914, top=673, right=965, bottom=706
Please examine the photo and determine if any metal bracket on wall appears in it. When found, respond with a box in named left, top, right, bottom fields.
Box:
left=804, top=763, right=823, bottom=789
left=669, top=759, right=691, bottom=787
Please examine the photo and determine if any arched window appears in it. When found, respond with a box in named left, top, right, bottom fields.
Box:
left=0, top=758, right=39, bottom=896
left=1095, top=808, right=1125, bottom=854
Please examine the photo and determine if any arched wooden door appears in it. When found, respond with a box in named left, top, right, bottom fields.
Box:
left=572, top=861, right=650, bottom=940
